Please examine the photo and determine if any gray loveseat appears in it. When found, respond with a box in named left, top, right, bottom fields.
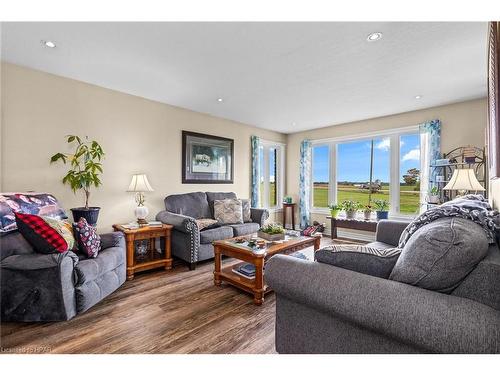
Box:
left=1, top=230, right=126, bottom=321
left=266, top=220, right=500, bottom=353
left=156, top=192, right=268, bottom=270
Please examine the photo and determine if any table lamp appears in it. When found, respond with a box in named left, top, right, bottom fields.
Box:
left=127, top=174, right=154, bottom=225
left=443, top=168, right=485, bottom=197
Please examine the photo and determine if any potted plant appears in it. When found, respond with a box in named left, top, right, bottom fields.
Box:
left=50, top=135, right=105, bottom=226
left=363, top=205, right=373, bottom=220
left=328, top=203, right=341, bottom=218
left=373, top=199, right=389, bottom=221
left=427, top=186, right=440, bottom=204
left=258, top=223, right=286, bottom=241
left=341, top=200, right=361, bottom=220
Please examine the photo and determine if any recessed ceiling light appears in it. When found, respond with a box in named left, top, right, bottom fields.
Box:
left=415, top=95, right=422, bottom=99
left=42, top=40, right=56, bottom=48
left=217, top=98, right=223, bottom=102
left=366, top=32, right=383, bottom=42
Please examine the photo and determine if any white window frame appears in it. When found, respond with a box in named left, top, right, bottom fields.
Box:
left=310, top=125, right=420, bottom=219
left=260, top=140, right=285, bottom=211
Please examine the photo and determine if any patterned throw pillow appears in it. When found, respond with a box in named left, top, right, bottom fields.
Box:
left=214, top=198, right=243, bottom=225
left=1, top=193, right=67, bottom=233
left=72, top=217, right=101, bottom=258
left=240, top=199, right=252, bottom=223
left=195, top=218, right=219, bottom=231
left=315, top=244, right=402, bottom=279
left=14, top=212, right=74, bottom=254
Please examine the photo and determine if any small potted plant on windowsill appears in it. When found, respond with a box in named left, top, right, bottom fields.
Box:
left=373, top=199, right=389, bottom=221
left=328, top=203, right=341, bottom=218
left=427, top=186, right=440, bottom=204
left=363, top=205, right=373, bottom=220
left=258, top=223, right=286, bottom=241
left=50, top=135, right=105, bottom=226
left=341, top=200, right=361, bottom=220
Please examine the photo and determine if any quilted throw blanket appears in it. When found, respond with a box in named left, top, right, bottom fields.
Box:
left=398, top=195, right=500, bottom=247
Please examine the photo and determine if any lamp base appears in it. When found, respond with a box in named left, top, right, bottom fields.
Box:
left=134, top=205, right=149, bottom=226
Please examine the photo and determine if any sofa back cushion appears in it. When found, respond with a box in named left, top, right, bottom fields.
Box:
left=206, top=192, right=237, bottom=217
left=164, top=192, right=211, bottom=219
left=452, top=244, right=500, bottom=311
left=389, top=217, right=489, bottom=293
left=0, top=231, right=35, bottom=261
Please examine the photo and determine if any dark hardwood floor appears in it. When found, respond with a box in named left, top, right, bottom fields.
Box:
left=0, top=237, right=358, bottom=354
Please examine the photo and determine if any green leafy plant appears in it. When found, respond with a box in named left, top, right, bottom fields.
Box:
left=373, top=199, right=389, bottom=212
left=260, top=223, right=285, bottom=235
left=328, top=203, right=341, bottom=211
left=341, top=200, right=361, bottom=212
left=429, top=186, right=439, bottom=195
left=50, top=135, right=105, bottom=209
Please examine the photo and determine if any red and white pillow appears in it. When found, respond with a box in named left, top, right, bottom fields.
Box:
left=14, top=212, right=75, bottom=254
left=72, top=217, right=101, bottom=258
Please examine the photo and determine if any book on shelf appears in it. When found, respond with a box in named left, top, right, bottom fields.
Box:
left=232, top=262, right=256, bottom=278
left=148, top=221, right=163, bottom=227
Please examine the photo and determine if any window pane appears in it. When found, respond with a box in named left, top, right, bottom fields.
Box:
left=259, top=146, right=264, bottom=207
left=337, top=138, right=390, bottom=210
left=312, top=145, right=329, bottom=207
left=269, top=148, right=277, bottom=207
left=400, top=134, right=421, bottom=215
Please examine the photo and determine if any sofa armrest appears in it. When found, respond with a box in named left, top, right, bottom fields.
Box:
left=250, top=208, right=269, bottom=227
left=375, top=219, right=409, bottom=247
left=266, top=255, right=500, bottom=353
left=156, top=210, right=199, bottom=235
left=100, top=231, right=125, bottom=250
left=1, top=251, right=79, bottom=270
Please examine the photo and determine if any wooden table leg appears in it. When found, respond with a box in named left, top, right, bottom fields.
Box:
left=164, top=232, right=172, bottom=270
left=291, top=206, right=295, bottom=230
left=283, top=207, right=287, bottom=229
left=214, top=245, right=222, bottom=286
left=125, top=234, right=135, bottom=281
left=331, top=218, right=337, bottom=239
left=314, top=235, right=321, bottom=250
left=253, top=257, right=264, bottom=305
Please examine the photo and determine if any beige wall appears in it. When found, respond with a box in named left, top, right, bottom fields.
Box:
left=490, top=179, right=500, bottom=210
left=0, top=63, right=286, bottom=231
left=287, top=98, right=488, bottom=232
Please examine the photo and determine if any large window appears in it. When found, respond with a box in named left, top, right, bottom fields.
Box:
left=311, top=128, right=421, bottom=217
left=259, top=141, right=285, bottom=209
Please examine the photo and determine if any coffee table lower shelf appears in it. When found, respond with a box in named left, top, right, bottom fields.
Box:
left=213, top=235, right=321, bottom=305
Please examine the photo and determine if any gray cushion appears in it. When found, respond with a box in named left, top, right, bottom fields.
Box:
left=0, top=231, right=35, bottom=261
left=315, top=244, right=401, bottom=279
left=199, top=226, right=234, bottom=244
left=389, top=217, right=489, bottom=292
left=452, top=244, right=500, bottom=311
left=206, top=192, right=237, bottom=217
left=74, top=245, right=125, bottom=285
left=230, top=222, right=260, bottom=236
left=366, top=241, right=397, bottom=250
left=164, top=192, right=210, bottom=219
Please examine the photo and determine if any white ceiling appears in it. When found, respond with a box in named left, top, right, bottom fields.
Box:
left=0, top=22, right=488, bottom=133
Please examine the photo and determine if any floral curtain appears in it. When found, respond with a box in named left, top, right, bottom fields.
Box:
left=299, top=139, right=312, bottom=228
left=251, top=135, right=261, bottom=208
left=419, top=119, right=441, bottom=211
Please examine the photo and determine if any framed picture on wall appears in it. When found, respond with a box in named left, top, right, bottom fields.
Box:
left=182, top=131, right=234, bottom=184
left=488, top=21, right=500, bottom=179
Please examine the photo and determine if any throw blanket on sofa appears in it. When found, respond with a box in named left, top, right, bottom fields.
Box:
left=399, top=195, right=500, bottom=248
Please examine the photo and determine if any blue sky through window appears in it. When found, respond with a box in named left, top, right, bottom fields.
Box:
left=312, top=134, right=420, bottom=183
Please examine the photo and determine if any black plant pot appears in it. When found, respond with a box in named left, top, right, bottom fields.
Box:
left=71, top=207, right=101, bottom=226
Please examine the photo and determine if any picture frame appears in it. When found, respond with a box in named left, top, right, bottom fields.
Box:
left=182, top=131, right=234, bottom=184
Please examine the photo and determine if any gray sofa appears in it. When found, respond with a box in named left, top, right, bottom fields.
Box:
left=156, top=192, right=268, bottom=270
left=1, top=230, right=126, bottom=321
left=266, top=220, right=500, bottom=353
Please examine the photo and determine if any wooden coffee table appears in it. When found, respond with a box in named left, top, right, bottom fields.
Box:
left=213, top=235, right=321, bottom=305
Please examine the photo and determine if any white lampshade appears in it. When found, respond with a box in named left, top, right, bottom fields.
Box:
left=443, top=169, right=485, bottom=191
left=127, top=174, right=154, bottom=192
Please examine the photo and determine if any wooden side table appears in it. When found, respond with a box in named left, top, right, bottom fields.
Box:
left=282, top=203, right=296, bottom=230
left=113, top=224, right=173, bottom=280
left=326, top=216, right=377, bottom=239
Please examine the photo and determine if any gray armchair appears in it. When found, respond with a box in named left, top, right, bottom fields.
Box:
left=156, top=191, right=268, bottom=270
left=266, top=219, right=500, bottom=353
left=1, top=231, right=126, bottom=322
